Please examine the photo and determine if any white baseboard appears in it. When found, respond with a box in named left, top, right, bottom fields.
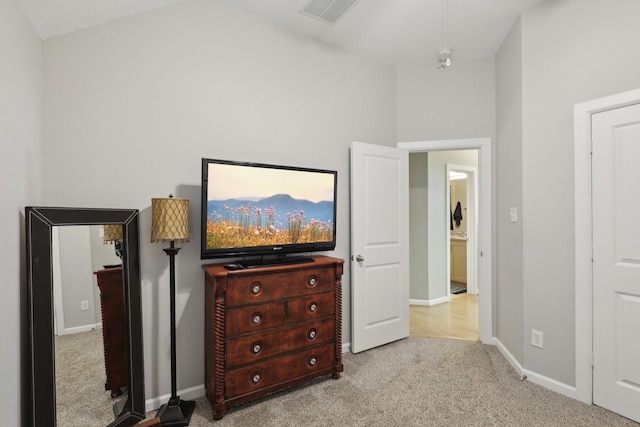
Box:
left=493, top=337, right=577, bottom=400
left=410, top=296, right=450, bottom=307
left=522, top=368, right=577, bottom=399
left=342, top=342, right=351, bottom=353
left=145, top=384, right=206, bottom=413
left=493, top=337, right=525, bottom=377
left=60, top=322, right=101, bottom=335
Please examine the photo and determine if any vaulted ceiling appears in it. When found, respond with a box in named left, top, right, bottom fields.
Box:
left=17, top=0, right=544, bottom=66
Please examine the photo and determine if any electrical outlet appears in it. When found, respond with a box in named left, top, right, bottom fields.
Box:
left=531, top=329, right=543, bottom=349
left=81, top=300, right=89, bottom=311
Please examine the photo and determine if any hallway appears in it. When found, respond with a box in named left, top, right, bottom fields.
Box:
left=410, top=294, right=479, bottom=341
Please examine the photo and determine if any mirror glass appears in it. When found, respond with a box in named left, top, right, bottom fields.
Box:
left=26, top=207, right=145, bottom=427
left=53, top=225, right=127, bottom=425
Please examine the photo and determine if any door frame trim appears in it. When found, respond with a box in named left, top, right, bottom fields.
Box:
left=398, top=138, right=492, bottom=343
left=574, top=88, right=640, bottom=404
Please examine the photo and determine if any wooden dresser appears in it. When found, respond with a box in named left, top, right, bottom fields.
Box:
left=94, top=266, right=127, bottom=397
left=203, top=256, right=344, bottom=420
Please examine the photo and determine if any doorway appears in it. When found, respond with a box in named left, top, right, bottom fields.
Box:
left=398, top=138, right=493, bottom=344
left=447, top=164, right=478, bottom=296
left=409, top=153, right=479, bottom=341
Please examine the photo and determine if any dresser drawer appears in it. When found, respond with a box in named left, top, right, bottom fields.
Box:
left=225, top=268, right=334, bottom=307
left=225, top=343, right=335, bottom=399
left=225, top=318, right=335, bottom=369
left=286, top=291, right=334, bottom=324
left=225, top=301, right=285, bottom=337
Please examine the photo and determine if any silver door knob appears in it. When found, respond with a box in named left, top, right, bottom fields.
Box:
left=356, top=255, right=365, bottom=262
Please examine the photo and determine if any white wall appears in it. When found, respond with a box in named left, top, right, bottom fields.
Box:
left=518, top=0, right=640, bottom=385
left=42, top=0, right=396, bottom=403
left=495, top=18, right=524, bottom=364
left=396, top=58, right=496, bottom=142
left=0, top=0, right=42, bottom=424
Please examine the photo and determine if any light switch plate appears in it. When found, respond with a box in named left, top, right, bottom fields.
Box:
left=509, top=207, right=517, bottom=223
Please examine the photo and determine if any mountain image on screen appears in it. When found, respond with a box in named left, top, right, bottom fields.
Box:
left=206, top=194, right=334, bottom=249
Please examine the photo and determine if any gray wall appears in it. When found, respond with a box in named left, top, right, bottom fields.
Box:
left=1, top=0, right=42, bottom=425
left=495, top=18, right=524, bottom=364
left=41, top=0, right=396, bottom=401
left=409, top=153, right=429, bottom=300
left=520, top=0, right=640, bottom=385
left=54, top=225, right=123, bottom=332
left=496, top=0, right=640, bottom=386
left=57, top=226, right=97, bottom=330
left=396, top=58, right=496, bottom=142
left=9, top=0, right=640, bottom=422
left=397, top=59, right=495, bottom=305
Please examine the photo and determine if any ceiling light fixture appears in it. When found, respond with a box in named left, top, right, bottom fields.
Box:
left=438, top=48, right=452, bottom=69
left=437, top=0, right=452, bottom=69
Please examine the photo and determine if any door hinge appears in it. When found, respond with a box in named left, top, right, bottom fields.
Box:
left=590, top=352, right=594, bottom=368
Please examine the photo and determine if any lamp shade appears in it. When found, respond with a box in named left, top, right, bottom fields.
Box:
left=103, top=224, right=123, bottom=244
left=151, top=196, right=190, bottom=243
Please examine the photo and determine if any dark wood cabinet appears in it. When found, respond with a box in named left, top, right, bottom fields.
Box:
left=203, top=256, right=344, bottom=420
left=94, top=267, right=127, bottom=397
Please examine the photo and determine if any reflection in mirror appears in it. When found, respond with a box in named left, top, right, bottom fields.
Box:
left=53, top=225, right=127, bottom=425
left=26, top=207, right=144, bottom=427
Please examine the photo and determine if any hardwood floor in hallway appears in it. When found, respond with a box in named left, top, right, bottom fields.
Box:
left=410, top=293, right=479, bottom=341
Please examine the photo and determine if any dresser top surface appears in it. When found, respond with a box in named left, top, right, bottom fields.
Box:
left=202, top=255, right=343, bottom=277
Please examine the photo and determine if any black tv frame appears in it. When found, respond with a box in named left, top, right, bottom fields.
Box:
left=200, top=158, right=337, bottom=266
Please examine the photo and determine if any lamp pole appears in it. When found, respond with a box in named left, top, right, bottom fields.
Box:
left=156, top=240, right=195, bottom=426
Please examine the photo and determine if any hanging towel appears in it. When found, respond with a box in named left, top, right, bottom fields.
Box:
left=450, top=205, right=454, bottom=230
left=453, top=201, right=463, bottom=227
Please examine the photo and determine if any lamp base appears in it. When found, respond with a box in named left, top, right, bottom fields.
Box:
left=156, top=397, right=196, bottom=426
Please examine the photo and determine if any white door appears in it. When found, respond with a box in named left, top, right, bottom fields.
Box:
left=350, top=141, right=409, bottom=353
left=592, top=103, right=640, bottom=423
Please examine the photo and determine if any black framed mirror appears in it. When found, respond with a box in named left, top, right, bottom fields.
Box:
left=25, top=207, right=145, bottom=426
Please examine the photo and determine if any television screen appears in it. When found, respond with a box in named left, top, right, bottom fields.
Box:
left=201, top=158, right=337, bottom=264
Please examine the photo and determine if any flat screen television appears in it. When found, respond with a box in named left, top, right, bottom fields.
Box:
left=201, top=158, right=337, bottom=267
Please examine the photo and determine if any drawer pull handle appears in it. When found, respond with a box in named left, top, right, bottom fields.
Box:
left=252, top=374, right=261, bottom=384
left=308, top=277, right=317, bottom=286
left=251, top=283, right=261, bottom=294
left=252, top=344, right=261, bottom=354
left=309, top=357, right=317, bottom=366
left=308, top=329, right=317, bottom=339
left=309, top=303, right=317, bottom=312
left=252, top=314, right=262, bottom=324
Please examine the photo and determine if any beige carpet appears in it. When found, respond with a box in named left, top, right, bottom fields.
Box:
left=167, top=338, right=637, bottom=427
left=56, top=331, right=638, bottom=426
left=55, top=328, right=126, bottom=426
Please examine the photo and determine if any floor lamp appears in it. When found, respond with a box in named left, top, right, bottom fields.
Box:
left=151, top=195, right=196, bottom=426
